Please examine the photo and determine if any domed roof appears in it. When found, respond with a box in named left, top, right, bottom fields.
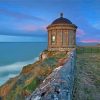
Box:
left=52, top=13, right=72, bottom=24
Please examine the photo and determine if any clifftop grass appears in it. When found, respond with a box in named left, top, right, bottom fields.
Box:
left=73, top=47, right=100, bottom=100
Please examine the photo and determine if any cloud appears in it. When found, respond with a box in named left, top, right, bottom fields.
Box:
left=17, top=25, right=38, bottom=32
left=0, top=8, right=46, bottom=22
left=80, top=39, right=100, bottom=43
left=76, top=28, right=86, bottom=37
left=17, top=24, right=47, bottom=32
left=75, top=17, right=100, bottom=43
left=0, top=35, right=47, bottom=42
left=0, top=0, right=100, bottom=42
left=92, top=23, right=100, bottom=30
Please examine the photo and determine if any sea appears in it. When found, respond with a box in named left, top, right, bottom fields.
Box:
left=0, top=42, right=47, bottom=86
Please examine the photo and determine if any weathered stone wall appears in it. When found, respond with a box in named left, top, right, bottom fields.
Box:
left=26, top=49, right=76, bottom=100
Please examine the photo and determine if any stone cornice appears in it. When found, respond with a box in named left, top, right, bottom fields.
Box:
left=47, top=24, right=77, bottom=31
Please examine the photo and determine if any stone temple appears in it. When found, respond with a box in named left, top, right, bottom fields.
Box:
left=47, top=13, right=77, bottom=51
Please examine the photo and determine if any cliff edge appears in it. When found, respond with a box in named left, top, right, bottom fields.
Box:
left=26, top=49, right=76, bottom=100
left=0, top=50, right=71, bottom=100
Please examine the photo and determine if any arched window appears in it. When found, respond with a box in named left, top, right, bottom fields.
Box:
left=52, top=35, right=56, bottom=43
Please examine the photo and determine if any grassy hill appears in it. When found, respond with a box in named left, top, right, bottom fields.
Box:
left=73, top=47, right=100, bottom=100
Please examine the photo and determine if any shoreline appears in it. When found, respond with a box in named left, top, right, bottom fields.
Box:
left=0, top=57, right=39, bottom=86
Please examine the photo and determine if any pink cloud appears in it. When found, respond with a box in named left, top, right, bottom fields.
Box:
left=19, top=25, right=37, bottom=32
left=81, top=39, right=100, bottom=43
left=76, top=29, right=85, bottom=37
left=17, top=24, right=47, bottom=32
left=40, top=25, right=47, bottom=31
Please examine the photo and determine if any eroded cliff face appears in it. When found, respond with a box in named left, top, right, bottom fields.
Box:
left=26, top=49, right=76, bottom=100
left=0, top=50, right=68, bottom=100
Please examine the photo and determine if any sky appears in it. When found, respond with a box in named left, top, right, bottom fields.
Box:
left=0, top=0, right=100, bottom=43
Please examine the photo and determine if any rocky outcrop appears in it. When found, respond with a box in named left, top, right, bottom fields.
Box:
left=26, top=49, right=76, bottom=100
